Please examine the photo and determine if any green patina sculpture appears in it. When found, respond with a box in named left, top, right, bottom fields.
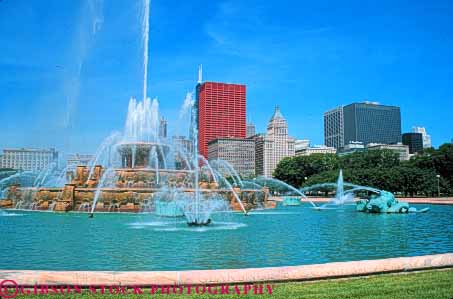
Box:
left=356, top=191, right=429, bottom=214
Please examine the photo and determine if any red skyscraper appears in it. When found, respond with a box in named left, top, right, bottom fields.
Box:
left=197, top=82, right=246, bottom=158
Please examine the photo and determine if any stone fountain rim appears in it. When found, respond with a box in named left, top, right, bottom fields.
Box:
left=0, top=253, right=451, bottom=286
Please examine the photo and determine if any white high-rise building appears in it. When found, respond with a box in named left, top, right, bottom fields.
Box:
left=255, top=107, right=295, bottom=177
left=412, top=127, right=432, bottom=149
left=0, top=148, right=58, bottom=172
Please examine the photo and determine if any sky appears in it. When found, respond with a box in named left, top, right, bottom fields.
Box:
left=0, top=0, right=452, bottom=155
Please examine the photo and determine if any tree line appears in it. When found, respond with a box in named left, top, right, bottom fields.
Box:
left=273, top=143, right=453, bottom=197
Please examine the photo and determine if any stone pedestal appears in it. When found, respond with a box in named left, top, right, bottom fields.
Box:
left=0, top=199, right=13, bottom=209
left=73, top=166, right=89, bottom=187
left=121, top=202, right=137, bottom=212
left=92, top=165, right=103, bottom=181
left=86, top=179, right=98, bottom=188
left=54, top=184, right=75, bottom=212
left=54, top=201, right=71, bottom=212
left=39, top=201, right=49, bottom=210
left=264, top=201, right=277, bottom=209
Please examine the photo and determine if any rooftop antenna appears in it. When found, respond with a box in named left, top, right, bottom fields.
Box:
left=198, top=64, right=203, bottom=84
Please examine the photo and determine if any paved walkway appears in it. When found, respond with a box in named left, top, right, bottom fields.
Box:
left=272, top=197, right=453, bottom=205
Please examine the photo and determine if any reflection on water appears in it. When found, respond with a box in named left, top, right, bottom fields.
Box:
left=0, top=204, right=452, bottom=271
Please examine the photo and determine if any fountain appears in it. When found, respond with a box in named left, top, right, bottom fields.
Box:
left=0, top=95, right=269, bottom=225
left=0, top=0, right=271, bottom=226
left=0, top=0, right=427, bottom=224
left=254, top=176, right=317, bottom=208
left=334, top=170, right=354, bottom=205
left=0, top=0, right=270, bottom=222
left=356, top=191, right=429, bottom=214
left=300, top=170, right=429, bottom=213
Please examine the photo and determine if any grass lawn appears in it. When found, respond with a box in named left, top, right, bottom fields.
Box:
left=12, top=269, right=453, bottom=298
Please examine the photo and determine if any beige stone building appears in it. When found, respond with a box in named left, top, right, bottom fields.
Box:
left=296, top=145, right=337, bottom=156
left=254, top=107, right=295, bottom=177
left=208, top=138, right=255, bottom=177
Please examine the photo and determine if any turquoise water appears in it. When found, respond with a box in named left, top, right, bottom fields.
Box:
left=0, top=204, right=452, bottom=271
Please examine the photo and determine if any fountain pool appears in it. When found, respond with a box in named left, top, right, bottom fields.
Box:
left=0, top=203, right=452, bottom=271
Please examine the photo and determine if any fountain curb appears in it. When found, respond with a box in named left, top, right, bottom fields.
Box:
left=1, top=253, right=452, bottom=286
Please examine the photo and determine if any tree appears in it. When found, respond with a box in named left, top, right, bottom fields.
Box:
left=272, top=146, right=453, bottom=196
left=433, top=144, right=453, bottom=183
left=340, top=149, right=400, bottom=170
left=273, top=154, right=338, bottom=188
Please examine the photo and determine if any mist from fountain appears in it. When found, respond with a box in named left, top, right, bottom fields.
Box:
left=211, top=160, right=242, bottom=187
left=189, top=101, right=203, bottom=224
left=50, top=166, right=71, bottom=187
left=78, top=202, right=91, bottom=212
left=108, top=203, right=119, bottom=212
left=140, top=199, right=154, bottom=213
left=123, top=98, right=159, bottom=143
left=87, top=132, right=122, bottom=179
left=14, top=189, right=38, bottom=210
left=1, top=162, right=68, bottom=195
left=0, top=163, right=69, bottom=207
left=241, top=180, right=263, bottom=190
left=48, top=202, right=57, bottom=212
left=336, top=170, right=344, bottom=199
left=218, top=173, right=247, bottom=214
left=183, top=195, right=229, bottom=225
left=0, top=172, right=29, bottom=198
left=198, top=155, right=218, bottom=184
left=1, top=171, right=36, bottom=184
left=254, top=176, right=317, bottom=208
left=332, top=170, right=355, bottom=205
left=142, top=0, right=150, bottom=102
left=3, top=0, right=250, bottom=224
left=34, top=162, right=57, bottom=187
left=90, top=168, right=118, bottom=214
left=300, top=170, right=383, bottom=210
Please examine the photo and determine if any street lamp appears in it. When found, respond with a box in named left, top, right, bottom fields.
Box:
left=436, top=175, right=441, bottom=197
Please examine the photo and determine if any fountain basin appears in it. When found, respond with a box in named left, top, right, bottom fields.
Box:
left=0, top=204, right=451, bottom=271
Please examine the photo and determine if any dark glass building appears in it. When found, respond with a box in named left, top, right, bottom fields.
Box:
left=402, top=133, right=424, bottom=154
left=343, top=102, right=401, bottom=145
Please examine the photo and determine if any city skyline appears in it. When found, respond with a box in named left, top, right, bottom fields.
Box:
left=1, top=0, right=453, bottom=154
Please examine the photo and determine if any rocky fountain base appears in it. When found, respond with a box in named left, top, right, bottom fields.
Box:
left=0, top=164, right=272, bottom=218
